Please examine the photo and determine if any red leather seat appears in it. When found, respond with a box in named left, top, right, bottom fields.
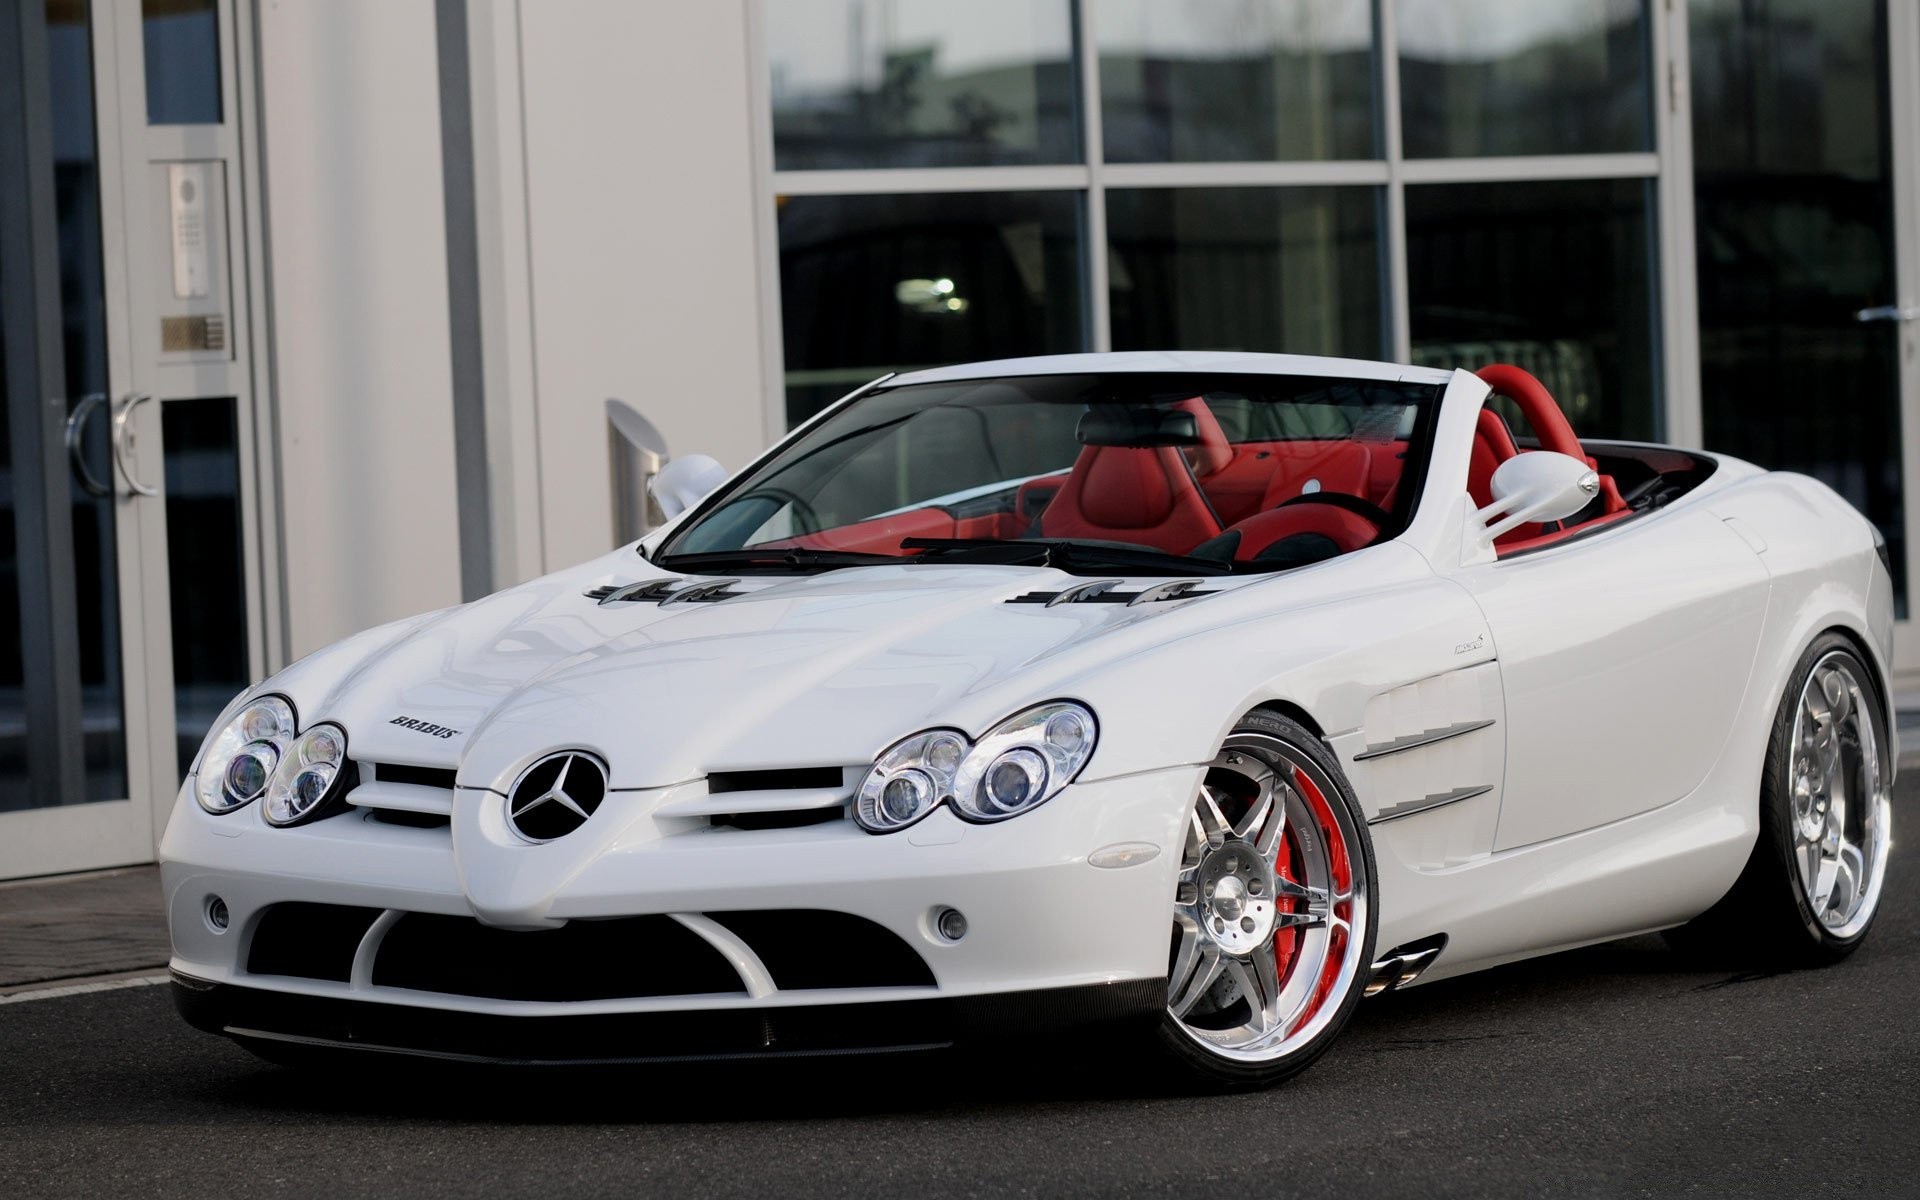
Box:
left=1039, top=399, right=1226, bottom=552
left=1468, top=407, right=1519, bottom=509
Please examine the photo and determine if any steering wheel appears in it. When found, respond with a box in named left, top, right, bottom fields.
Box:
left=1474, top=364, right=1585, bottom=461
left=1220, top=492, right=1392, bottom=565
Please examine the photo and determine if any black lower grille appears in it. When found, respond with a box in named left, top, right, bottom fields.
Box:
left=246, top=903, right=384, bottom=982
left=369, top=762, right=457, bottom=790
left=711, top=910, right=935, bottom=990
left=176, top=976, right=1165, bottom=1065
left=372, top=913, right=744, bottom=1001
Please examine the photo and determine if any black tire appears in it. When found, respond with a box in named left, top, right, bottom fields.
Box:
left=1152, top=710, right=1378, bottom=1091
left=1665, top=632, right=1890, bottom=967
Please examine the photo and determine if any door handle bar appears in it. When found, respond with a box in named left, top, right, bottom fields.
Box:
left=1854, top=304, right=1920, bottom=323
left=64, top=393, right=111, bottom=497
left=113, top=392, right=160, bottom=497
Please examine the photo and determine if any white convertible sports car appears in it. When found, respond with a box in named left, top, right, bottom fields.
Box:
left=163, top=352, right=1895, bottom=1088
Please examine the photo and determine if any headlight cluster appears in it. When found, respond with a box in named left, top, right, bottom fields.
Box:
left=194, top=695, right=350, bottom=826
left=262, top=724, right=349, bottom=826
left=855, top=701, right=1096, bottom=833
left=195, top=696, right=295, bottom=814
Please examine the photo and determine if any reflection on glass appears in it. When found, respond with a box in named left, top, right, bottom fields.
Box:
left=0, top=288, right=19, bottom=811
left=1107, top=186, right=1384, bottom=358
left=1405, top=178, right=1657, bottom=440
left=1397, top=0, right=1651, bottom=158
left=143, top=0, right=222, bottom=125
left=767, top=0, right=1078, bottom=169
left=778, top=191, right=1085, bottom=426
left=1098, top=0, right=1377, bottom=162
left=162, top=398, right=248, bottom=777
left=52, top=0, right=129, bottom=804
left=1691, top=0, right=1904, bottom=612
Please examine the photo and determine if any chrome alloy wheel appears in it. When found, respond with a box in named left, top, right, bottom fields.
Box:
left=1167, top=732, right=1368, bottom=1063
left=1786, top=651, right=1891, bottom=938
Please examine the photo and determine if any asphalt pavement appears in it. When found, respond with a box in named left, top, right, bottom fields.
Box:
left=3, top=784, right=1916, bottom=1199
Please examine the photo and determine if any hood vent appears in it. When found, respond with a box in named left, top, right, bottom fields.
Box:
left=1006, top=578, right=1214, bottom=606
left=590, top=578, right=741, bottom=606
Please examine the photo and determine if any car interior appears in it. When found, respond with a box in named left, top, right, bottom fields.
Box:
left=756, top=364, right=1719, bottom=570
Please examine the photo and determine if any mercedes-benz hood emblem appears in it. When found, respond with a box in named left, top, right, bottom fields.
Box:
left=506, top=751, right=608, bottom=842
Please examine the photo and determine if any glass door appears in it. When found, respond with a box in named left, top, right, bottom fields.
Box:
left=0, top=0, right=155, bottom=876
left=0, top=0, right=258, bottom=879
left=1689, top=0, right=1919, bottom=672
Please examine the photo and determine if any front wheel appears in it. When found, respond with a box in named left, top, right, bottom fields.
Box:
left=1153, top=711, right=1378, bottom=1089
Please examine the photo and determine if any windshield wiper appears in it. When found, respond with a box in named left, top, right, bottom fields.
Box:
left=656, top=548, right=901, bottom=574
left=901, top=538, right=1234, bottom=577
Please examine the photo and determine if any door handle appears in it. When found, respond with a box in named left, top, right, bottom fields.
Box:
left=64, top=393, right=111, bottom=497
left=113, top=392, right=160, bottom=497
left=1854, top=304, right=1920, bottom=322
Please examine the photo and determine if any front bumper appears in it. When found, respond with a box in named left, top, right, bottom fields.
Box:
left=160, top=766, right=1196, bottom=1054
left=173, top=974, right=1165, bottom=1065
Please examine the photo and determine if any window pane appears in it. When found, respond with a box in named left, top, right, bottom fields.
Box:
left=1106, top=186, right=1384, bottom=358
left=778, top=191, right=1085, bottom=425
left=1406, top=178, right=1657, bottom=440
left=162, top=398, right=247, bottom=776
left=1691, top=0, right=1904, bottom=613
left=1396, top=0, right=1651, bottom=158
left=143, top=0, right=223, bottom=125
left=0, top=274, right=19, bottom=810
left=1098, top=0, right=1377, bottom=162
left=52, top=0, right=128, bottom=803
left=768, top=0, right=1078, bottom=170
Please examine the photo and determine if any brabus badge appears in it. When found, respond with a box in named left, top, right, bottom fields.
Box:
left=389, top=715, right=460, bottom=739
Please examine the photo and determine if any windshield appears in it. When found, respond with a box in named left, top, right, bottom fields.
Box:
left=658, top=372, right=1443, bottom=575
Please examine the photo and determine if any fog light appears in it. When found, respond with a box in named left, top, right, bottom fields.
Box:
left=934, top=906, right=968, bottom=942
left=205, top=895, right=230, bottom=933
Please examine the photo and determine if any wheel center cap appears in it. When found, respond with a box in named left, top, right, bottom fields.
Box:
left=1195, top=841, right=1278, bottom=956
left=1211, top=874, right=1248, bottom=920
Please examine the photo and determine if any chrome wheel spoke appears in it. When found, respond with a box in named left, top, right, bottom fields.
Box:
left=1799, top=836, right=1827, bottom=905
left=1820, top=668, right=1853, bottom=726
left=1169, top=944, right=1225, bottom=1017
left=1270, top=876, right=1325, bottom=904
left=1830, top=841, right=1865, bottom=921
left=1196, top=787, right=1233, bottom=849
left=1273, top=908, right=1328, bottom=932
left=1256, top=782, right=1295, bottom=860
left=1227, top=942, right=1284, bottom=1037
left=1233, top=777, right=1277, bottom=844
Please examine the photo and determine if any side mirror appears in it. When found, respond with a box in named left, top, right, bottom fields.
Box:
left=649, top=454, right=728, bottom=520
left=1475, top=451, right=1599, bottom=541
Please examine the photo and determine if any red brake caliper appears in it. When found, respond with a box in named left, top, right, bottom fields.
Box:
left=1279, top=765, right=1352, bottom=1028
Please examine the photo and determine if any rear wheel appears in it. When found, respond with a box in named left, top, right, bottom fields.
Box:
left=1667, top=634, right=1893, bottom=965
left=1154, top=711, right=1376, bottom=1089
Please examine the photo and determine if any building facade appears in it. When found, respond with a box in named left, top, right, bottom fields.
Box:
left=1, top=0, right=1915, bottom=878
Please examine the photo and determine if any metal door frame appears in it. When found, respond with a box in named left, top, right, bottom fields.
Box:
left=97, top=0, right=273, bottom=847
left=1886, top=0, right=1920, bottom=684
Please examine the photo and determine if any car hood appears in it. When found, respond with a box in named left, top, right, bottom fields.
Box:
left=270, top=551, right=1249, bottom=792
